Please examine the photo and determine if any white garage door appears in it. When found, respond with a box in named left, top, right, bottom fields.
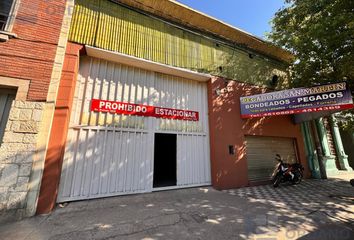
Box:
left=245, top=136, right=298, bottom=182
left=57, top=56, right=210, bottom=202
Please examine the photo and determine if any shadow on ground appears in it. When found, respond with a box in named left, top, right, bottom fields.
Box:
left=0, top=178, right=353, bottom=240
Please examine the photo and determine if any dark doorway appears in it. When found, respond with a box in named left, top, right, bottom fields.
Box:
left=153, top=133, right=177, bottom=188
left=0, top=88, right=16, bottom=144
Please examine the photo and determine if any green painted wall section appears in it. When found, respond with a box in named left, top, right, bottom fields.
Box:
left=301, top=122, right=321, bottom=178
left=315, top=118, right=339, bottom=176
left=69, top=0, right=287, bottom=86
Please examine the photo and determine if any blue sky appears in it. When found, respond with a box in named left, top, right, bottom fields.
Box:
left=176, top=0, right=286, bottom=38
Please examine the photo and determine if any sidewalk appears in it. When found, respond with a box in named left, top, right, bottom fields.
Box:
left=328, top=171, right=354, bottom=181
left=0, top=178, right=353, bottom=240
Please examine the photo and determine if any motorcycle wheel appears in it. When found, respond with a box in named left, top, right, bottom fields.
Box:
left=273, top=176, right=281, bottom=188
left=292, top=171, right=303, bottom=185
left=350, top=179, right=354, bottom=187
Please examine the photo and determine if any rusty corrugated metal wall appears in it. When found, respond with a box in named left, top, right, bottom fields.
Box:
left=68, top=0, right=286, bottom=86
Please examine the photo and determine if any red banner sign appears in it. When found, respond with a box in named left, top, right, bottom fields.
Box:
left=91, top=99, right=199, bottom=121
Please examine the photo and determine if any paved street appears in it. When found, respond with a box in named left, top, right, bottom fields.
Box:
left=1, top=177, right=353, bottom=240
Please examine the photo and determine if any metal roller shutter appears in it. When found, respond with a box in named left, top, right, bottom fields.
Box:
left=245, top=136, right=298, bottom=182
left=57, top=56, right=210, bottom=202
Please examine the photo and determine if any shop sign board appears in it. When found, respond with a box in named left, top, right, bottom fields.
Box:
left=91, top=99, right=199, bottom=121
left=240, top=82, right=353, bottom=118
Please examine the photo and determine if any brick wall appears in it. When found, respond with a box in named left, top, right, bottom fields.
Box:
left=37, top=42, right=82, bottom=214
left=0, top=0, right=71, bottom=223
left=0, top=101, right=44, bottom=223
left=0, top=0, right=67, bottom=101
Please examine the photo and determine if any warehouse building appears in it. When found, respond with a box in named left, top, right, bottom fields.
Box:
left=4, top=0, right=351, bottom=221
left=35, top=0, right=309, bottom=214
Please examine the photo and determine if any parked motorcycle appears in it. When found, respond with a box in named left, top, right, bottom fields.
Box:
left=271, top=154, right=304, bottom=187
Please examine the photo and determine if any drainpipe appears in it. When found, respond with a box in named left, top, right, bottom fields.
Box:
left=329, top=115, right=353, bottom=171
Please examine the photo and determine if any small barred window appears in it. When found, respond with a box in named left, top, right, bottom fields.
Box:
left=0, top=0, right=14, bottom=31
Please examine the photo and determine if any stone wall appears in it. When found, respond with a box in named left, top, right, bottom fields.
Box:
left=0, top=100, right=44, bottom=223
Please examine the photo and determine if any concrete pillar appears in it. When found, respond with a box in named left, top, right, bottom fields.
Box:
left=315, top=118, right=339, bottom=176
left=36, top=43, right=83, bottom=214
left=329, top=115, right=353, bottom=171
left=301, top=122, right=321, bottom=178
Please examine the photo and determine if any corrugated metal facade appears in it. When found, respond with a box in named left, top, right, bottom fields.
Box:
left=57, top=56, right=210, bottom=202
left=68, top=0, right=286, bottom=86
left=245, top=136, right=297, bottom=182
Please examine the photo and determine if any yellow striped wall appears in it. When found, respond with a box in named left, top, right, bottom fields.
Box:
left=68, top=0, right=287, bottom=86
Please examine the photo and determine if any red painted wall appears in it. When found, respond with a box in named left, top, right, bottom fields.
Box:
left=208, top=77, right=309, bottom=189
left=37, top=42, right=83, bottom=214
left=0, top=0, right=66, bottom=101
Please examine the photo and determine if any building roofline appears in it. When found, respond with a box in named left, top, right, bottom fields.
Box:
left=114, top=0, right=293, bottom=63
